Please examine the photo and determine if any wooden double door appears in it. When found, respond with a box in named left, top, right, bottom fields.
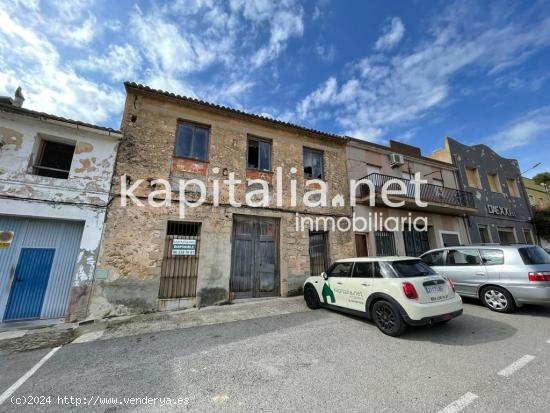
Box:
left=230, top=216, right=279, bottom=298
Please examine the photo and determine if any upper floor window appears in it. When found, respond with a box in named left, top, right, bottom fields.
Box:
left=175, top=122, right=209, bottom=161
left=465, top=166, right=481, bottom=189
left=33, top=139, right=75, bottom=179
left=247, top=137, right=271, bottom=171
left=303, top=148, right=323, bottom=179
left=367, top=164, right=382, bottom=176
left=506, top=178, right=520, bottom=197
left=487, top=173, right=501, bottom=193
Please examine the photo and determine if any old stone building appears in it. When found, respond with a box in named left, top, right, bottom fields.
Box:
left=429, top=137, right=536, bottom=245
left=347, top=138, right=475, bottom=257
left=89, top=82, right=354, bottom=318
left=0, top=90, right=121, bottom=323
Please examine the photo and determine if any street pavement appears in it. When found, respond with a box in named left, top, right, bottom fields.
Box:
left=1, top=299, right=549, bottom=412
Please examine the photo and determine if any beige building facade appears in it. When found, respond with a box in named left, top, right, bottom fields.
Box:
left=89, top=83, right=354, bottom=318
left=347, top=139, right=475, bottom=257
left=523, top=177, right=550, bottom=208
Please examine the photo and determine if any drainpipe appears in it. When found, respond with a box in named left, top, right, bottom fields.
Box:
left=452, top=154, right=473, bottom=246
left=517, top=172, right=538, bottom=245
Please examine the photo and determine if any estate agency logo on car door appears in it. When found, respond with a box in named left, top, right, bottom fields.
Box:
left=322, top=278, right=365, bottom=305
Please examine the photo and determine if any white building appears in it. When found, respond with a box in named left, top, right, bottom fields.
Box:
left=0, top=90, right=121, bottom=323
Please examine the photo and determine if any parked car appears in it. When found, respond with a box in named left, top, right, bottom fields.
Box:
left=420, top=245, right=550, bottom=313
left=543, top=246, right=550, bottom=255
left=303, top=257, right=463, bottom=336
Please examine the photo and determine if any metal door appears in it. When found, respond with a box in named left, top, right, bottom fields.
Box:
left=403, top=226, right=430, bottom=257
left=375, top=231, right=396, bottom=256
left=4, top=248, right=55, bottom=321
left=230, top=216, right=279, bottom=298
left=0, top=216, right=84, bottom=321
left=309, top=231, right=329, bottom=276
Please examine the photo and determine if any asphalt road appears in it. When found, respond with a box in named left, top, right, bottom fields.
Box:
left=1, top=299, right=550, bottom=413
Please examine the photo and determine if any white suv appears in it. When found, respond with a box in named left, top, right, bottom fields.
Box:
left=303, top=257, right=463, bottom=336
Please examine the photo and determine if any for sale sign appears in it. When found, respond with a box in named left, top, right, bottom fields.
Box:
left=172, top=239, right=197, bottom=256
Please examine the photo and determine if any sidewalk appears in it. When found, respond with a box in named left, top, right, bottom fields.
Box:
left=0, top=296, right=308, bottom=353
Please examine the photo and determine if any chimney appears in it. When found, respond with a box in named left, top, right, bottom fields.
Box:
left=13, top=87, right=24, bottom=107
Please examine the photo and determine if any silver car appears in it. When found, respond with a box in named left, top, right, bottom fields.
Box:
left=420, top=245, right=550, bottom=313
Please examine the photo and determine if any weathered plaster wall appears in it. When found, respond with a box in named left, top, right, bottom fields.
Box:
left=90, top=91, right=354, bottom=318
left=0, top=111, right=119, bottom=321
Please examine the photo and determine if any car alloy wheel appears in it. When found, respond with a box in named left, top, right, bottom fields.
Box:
left=372, top=300, right=407, bottom=336
left=304, top=286, right=320, bottom=309
left=484, top=289, right=507, bottom=310
left=481, top=286, right=516, bottom=313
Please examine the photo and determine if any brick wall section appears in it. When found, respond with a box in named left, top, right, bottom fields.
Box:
left=90, top=91, right=354, bottom=318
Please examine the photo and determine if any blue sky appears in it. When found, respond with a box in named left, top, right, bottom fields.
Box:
left=1, top=0, right=549, bottom=176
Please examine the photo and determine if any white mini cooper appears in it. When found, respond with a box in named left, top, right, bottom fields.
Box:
left=303, top=257, right=463, bottom=336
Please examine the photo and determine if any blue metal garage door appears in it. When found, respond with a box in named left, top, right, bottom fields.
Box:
left=0, top=216, right=84, bottom=321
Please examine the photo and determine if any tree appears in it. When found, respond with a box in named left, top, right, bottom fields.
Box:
left=532, top=206, right=550, bottom=240
left=532, top=172, right=550, bottom=187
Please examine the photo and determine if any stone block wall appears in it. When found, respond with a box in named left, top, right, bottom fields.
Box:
left=89, top=88, right=354, bottom=318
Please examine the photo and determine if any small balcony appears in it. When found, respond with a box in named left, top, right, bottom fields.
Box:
left=355, top=173, right=476, bottom=214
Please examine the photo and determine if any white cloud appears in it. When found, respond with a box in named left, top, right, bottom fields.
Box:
left=74, top=44, right=142, bottom=81
left=0, top=6, right=123, bottom=125
left=316, top=44, right=335, bottom=62
left=484, top=106, right=550, bottom=152
left=375, top=17, right=405, bottom=51
left=250, top=7, right=304, bottom=67
left=296, top=3, right=550, bottom=142
left=63, top=15, right=97, bottom=46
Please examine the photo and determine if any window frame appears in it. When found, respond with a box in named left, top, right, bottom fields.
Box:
left=445, top=248, right=483, bottom=266
left=303, top=147, right=324, bottom=180
left=246, top=135, right=272, bottom=172
left=174, top=120, right=211, bottom=162
left=487, top=172, right=501, bottom=193
left=421, top=250, right=446, bottom=266
left=465, top=166, right=481, bottom=189
left=326, top=261, right=352, bottom=278
left=479, top=249, right=504, bottom=266
left=523, top=228, right=534, bottom=245
left=506, top=177, right=520, bottom=198
left=497, top=227, right=517, bottom=244
left=352, top=261, right=373, bottom=278
left=477, top=224, right=492, bottom=244
left=439, top=230, right=462, bottom=248
left=32, top=137, right=76, bottom=179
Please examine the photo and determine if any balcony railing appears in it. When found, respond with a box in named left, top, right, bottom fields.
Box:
left=356, top=173, right=475, bottom=209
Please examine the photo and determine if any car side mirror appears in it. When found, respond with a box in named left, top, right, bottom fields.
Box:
left=321, top=272, right=328, bottom=280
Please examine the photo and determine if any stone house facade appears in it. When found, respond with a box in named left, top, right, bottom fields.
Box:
left=89, top=82, right=354, bottom=318
left=347, top=138, right=475, bottom=257
left=429, top=137, right=536, bottom=245
left=0, top=94, right=121, bottom=322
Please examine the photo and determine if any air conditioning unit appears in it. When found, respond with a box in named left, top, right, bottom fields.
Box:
left=388, top=153, right=404, bottom=167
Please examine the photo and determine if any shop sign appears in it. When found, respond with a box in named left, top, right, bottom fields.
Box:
left=172, top=239, right=197, bottom=256
left=487, top=204, right=516, bottom=217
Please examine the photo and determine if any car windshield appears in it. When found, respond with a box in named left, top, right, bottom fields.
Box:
left=518, top=246, right=550, bottom=265
left=391, top=260, right=437, bottom=277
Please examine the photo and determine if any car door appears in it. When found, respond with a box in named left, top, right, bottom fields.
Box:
left=444, top=249, right=487, bottom=296
left=323, top=261, right=353, bottom=308
left=345, top=261, right=373, bottom=311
